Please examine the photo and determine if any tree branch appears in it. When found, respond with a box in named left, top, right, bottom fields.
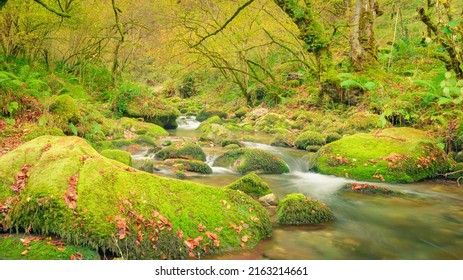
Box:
left=34, top=0, right=71, bottom=18
left=190, top=0, right=255, bottom=48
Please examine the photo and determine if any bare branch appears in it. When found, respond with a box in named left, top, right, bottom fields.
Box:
left=190, top=0, right=256, bottom=48
left=34, top=0, right=71, bottom=18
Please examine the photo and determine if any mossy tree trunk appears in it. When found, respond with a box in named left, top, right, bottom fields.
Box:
left=349, top=0, right=380, bottom=70
left=418, top=5, right=463, bottom=79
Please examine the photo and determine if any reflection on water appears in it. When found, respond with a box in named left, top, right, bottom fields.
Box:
left=138, top=118, right=463, bottom=260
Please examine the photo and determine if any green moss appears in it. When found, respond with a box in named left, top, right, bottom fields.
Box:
left=100, top=149, right=133, bottom=166
left=214, top=148, right=289, bottom=174
left=49, top=94, right=81, bottom=125
left=21, top=124, right=65, bottom=141
left=196, top=110, right=227, bottom=122
left=225, top=144, right=240, bottom=150
left=254, top=113, right=291, bottom=133
left=270, top=135, right=293, bottom=148
left=197, top=123, right=235, bottom=145
left=345, top=112, right=381, bottom=131
left=325, top=132, right=342, bottom=143
left=226, top=173, right=272, bottom=198
left=0, top=136, right=271, bottom=259
left=315, top=127, right=450, bottom=183
left=155, top=142, right=206, bottom=161
left=0, top=234, right=100, bottom=260
left=172, top=159, right=212, bottom=174
left=120, top=117, right=168, bottom=138
left=221, top=139, right=241, bottom=147
left=295, top=131, right=325, bottom=150
left=235, top=108, right=247, bottom=119
left=276, top=193, right=334, bottom=225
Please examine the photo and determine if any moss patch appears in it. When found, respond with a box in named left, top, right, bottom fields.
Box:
left=0, top=136, right=271, bottom=259
left=170, top=159, right=212, bottom=174
left=0, top=234, right=100, bottom=260
left=100, top=149, right=133, bottom=166
left=314, top=127, right=450, bottom=183
left=226, top=173, right=272, bottom=198
left=214, top=148, right=289, bottom=174
left=295, top=131, right=325, bottom=150
left=155, top=142, right=206, bottom=161
left=119, top=117, right=169, bottom=138
left=276, top=193, right=334, bottom=225
left=340, top=183, right=405, bottom=196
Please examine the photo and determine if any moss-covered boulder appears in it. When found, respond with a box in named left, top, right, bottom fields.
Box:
left=155, top=142, right=206, bottom=161
left=169, top=159, right=212, bottom=174
left=226, top=173, right=272, bottom=198
left=276, top=193, right=334, bottom=225
left=114, top=90, right=180, bottom=129
left=0, top=234, right=100, bottom=260
left=196, top=110, right=227, bottom=122
left=119, top=117, right=169, bottom=138
left=254, top=113, right=292, bottom=133
left=197, top=124, right=235, bottom=145
left=214, top=148, right=289, bottom=174
left=345, top=112, right=381, bottom=131
left=314, top=127, right=450, bottom=183
left=271, top=134, right=294, bottom=148
left=0, top=136, right=271, bottom=259
left=295, top=131, right=325, bottom=151
left=100, top=149, right=133, bottom=166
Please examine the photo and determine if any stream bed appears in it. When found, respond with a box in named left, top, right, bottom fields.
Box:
left=135, top=116, right=463, bottom=260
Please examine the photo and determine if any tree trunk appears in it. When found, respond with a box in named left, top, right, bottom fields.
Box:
left=350, top=0, right=378, bottom=70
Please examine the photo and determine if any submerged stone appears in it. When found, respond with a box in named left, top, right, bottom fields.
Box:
left=0, top=136, right=271, bottom=259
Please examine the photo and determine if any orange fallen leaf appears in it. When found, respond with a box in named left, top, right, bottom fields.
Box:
left=215, top=227, right=223, bottom=232
left=198, top=222, right=206, bottom=232
left=241, top=235, right=249, bottom=243
left=21, top=249, right=29, bottom=256
left=57, top=247, right=66, bottom=252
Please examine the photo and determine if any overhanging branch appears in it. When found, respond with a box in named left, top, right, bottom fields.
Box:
left=34, top=0, right=71, bottom=18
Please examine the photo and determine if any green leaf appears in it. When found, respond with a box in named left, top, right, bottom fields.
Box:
left=69, top=122, right=78, bottom=136
left=340, top=79, right=363, bottom=89
left=364, top=82, right=377, bottom=91
left=384, top=107, right=393, bottom=117
left=448, top=20, right=460, bottom=28
left=413, top=80, right=436, bottom=91
left=437, top=97, right=453, bottom=106
left=441, top=26, right=452, bottom=35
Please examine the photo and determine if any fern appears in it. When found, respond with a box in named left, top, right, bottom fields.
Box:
left=412, top=80, right=436, bottom=92
left=340, top=79, right=364, bottom=89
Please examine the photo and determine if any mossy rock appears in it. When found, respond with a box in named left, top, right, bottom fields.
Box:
left=235, top=108, right=247, bottom=119
left=295, top=131, right=325, bottom=150
left=155, top=142, right=206, bottom=161
left=49, top=94, right=82, bottom=128
left=119, top=117, right=169, bottom=138
left=225, top=144, right=240, bottom=150
left=340, top=183, right=405, bottom=196
left=21, top=124, right=65, bottom=141
left=170, top=159, right=212, bottom=174
left=0, top=136, right=271, bottom=259
left=214, top=148, right=289, bottom=174
left=196, top=110, right=227, bottom=122
left=0, top=234, right=100, bottom=260
left=100, top=149, right=133, bottom=166
left=276, top=193, right=334, bottom=225
left=254, top=113, right=291, bottom=133
left=345, top=112, right=381, bottom=131
left=133, top=159, right=156, bottom=173
left=270, top=134, right=293, bottom=148
left=314, top=127, right=450, bottom=183
left=115, top=91, right=180, bottom=129
left=197, top=123, right=235, bottom=145
left=226, top=173, right=272, bottom=198
left=324, top=132, right=342, bottom=144
left=221, top=139, right=241, bottom=147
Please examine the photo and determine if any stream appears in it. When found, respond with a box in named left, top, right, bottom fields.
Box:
left=135, top=116, right=463, bottom=260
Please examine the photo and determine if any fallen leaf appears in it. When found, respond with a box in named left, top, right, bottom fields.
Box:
left=240, top=242, right=245, bottom=248
left=41, top=143, right=52, bottom=152
left=215, top=227, right=223, bottom=232
left=21, top=248, right=30, bottom=256
left=205, top=231, right=218, bottom=241
left=198, top=222, right=206, bottom=232
left=241, top=235, right=249, bottom=243
left=221, top=200, right=227, bottom=205
left=250, top=217, right=259, bottom=222
left=77, top=252, right=83, bottom=260
left=70, top=254, right=76, bottom=260
left=57, top=247, right=66, bottom=252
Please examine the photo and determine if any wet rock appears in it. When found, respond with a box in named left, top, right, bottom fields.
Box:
left=340, top=183, right=405, bottom=196
left=214, top=148, right=289, bottom=174
left=258, top=193, right=279, bottom=206
left=155, top=142, right=206, bottom=161
left=227, top=172, right=272, bottom=198
left=276, top=193, right=334, bottom=225
left=249, top=108, right=268, bottom=120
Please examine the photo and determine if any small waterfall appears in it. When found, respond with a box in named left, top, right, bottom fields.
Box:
left=206, top=154, right=233, bottom=174
left=176, top=116, right=201, bottom=130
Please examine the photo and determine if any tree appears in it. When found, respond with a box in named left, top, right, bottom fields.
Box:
left=349, top=0, right=381, bottom=70
left=0, top=0, right=73, bottom=17
left=418, top=1, right=463, bottom=79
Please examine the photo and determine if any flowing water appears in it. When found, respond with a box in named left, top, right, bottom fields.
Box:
left=137, top=117, right=463, bottom=260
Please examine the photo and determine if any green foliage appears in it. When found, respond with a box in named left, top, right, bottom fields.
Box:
left=226, top=172, right=272, bottom=199
left=276, top=193, right=334, bottom=225
left=178, top=75, right=198, bottom=98
left=214, top=148, right=290, bottom=174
